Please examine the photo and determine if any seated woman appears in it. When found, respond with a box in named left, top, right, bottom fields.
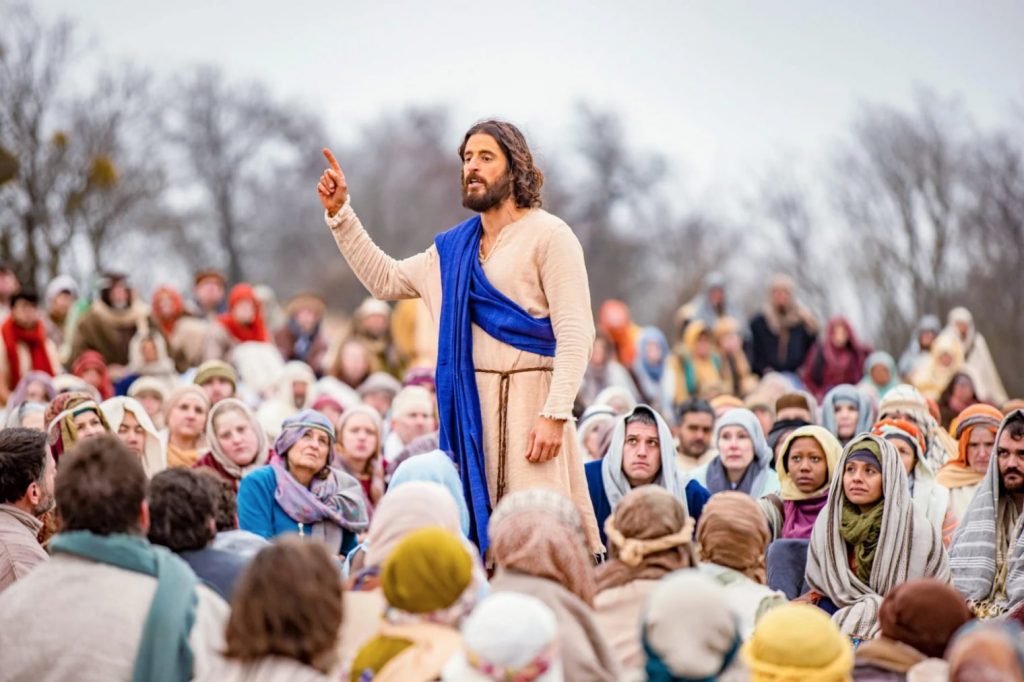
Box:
left=101, top=396, right=167, bottom=478
left=697, top=492, right=787, bottom=638
left=489, top=489, right=620, bottom=682
left=237, top=410, right=369, bottom=557
left=44, top=391, right=112, bottom=462
left=332, top=405, right=385, bottom=512
left=689, top=408, right=780, bottom=498
left=593, top=486, right=698, bottom=674
left=637, top=570, right=747, bottom=682
left=805, top=433, right=950, bottom=640
left=820, top=384, right=874, bottom=446
left=163, top=385, right=210, bottom=468
left=199, top=536, right=343, bottom=682
left=874, top=418, right=956, bottom=545
left=760, top=425, right=842, bottom=542
left=350, top=527, right=485, bottom=682
left=342, top=482, right=465, bottom=667
left=193, top=398, right=271, bottom=490
left=937, top=404, right=1004, bottom=519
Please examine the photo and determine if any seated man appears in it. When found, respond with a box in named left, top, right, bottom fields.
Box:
left=586, top=404, right=710, bottom=550
left=148, top=468, right=250, bottom=601
left=0, top=435, right=228, bottom=680
left=951, top=408, right=1024, bottom=618
left=193, top=359, right=237, bottom=406
left=674, top=398, right=715, bottom=475
left=0, top=428, right=54, bottom=592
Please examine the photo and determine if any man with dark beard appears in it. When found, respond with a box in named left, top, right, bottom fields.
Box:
left=317, top=121, right=600, bottom=553
left=0, top=429, right=55, bottom=592
left=951, top=409, right=1024, bottom=618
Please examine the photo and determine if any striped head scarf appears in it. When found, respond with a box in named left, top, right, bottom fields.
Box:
left=806, top=433, right=950, bottom=638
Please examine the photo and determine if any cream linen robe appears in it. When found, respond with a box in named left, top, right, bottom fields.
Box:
left=326, top=201, right=601, bottom=550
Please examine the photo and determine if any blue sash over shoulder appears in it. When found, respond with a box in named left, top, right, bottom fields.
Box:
left=434, top=215, right=556, bottom=550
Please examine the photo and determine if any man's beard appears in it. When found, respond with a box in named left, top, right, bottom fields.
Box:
left=32, top=493, right=55, bottom=517
left=1001, top=469, right=1024, bottom=494
left=462, top=171, right=513, bottom=213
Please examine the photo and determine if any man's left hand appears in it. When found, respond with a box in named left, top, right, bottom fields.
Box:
left=525, top=416, right=565, bottom=463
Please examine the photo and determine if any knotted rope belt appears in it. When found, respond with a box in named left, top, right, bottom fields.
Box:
left=475, top=366, right=553, bottom=501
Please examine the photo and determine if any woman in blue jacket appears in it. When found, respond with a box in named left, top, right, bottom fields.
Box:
left=238, top=410, right=368, bottom=556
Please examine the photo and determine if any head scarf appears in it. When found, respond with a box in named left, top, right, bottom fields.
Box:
left=488, top=489, right=596, bottom=606
left=947, top=620, right=1024, bottom=681
left=879, top=383, right=956, bottom=470
left=806, top=434, right=950, bottom=638
left=389, top=451, right=470, bottom=537
left=596, top=486, right=698, bottom=593
left=577, top=405, right=617, bottom=460
left=641, top=570, right=744, bottom=681
left=218, top=283, right=269, bottom=343
left=273, top=409, right=335, bottom=459
left=45, top=391, right=111, bottom=463
left=592, top=386, right=637, bottom=415
left=775, top=426, right=843, bottom=540
left=128, top=375, right=168, bottom=404
left=151, top=285, right=184, bottom=338
left=861, top=351, right=900, bottom=398
left=205, top=398, right=271, bottom=479
left=913, top=330, right=965, bottom=400
left=937, top=403, right=1003, bottom=489
left=696, top=491, right=771, bottom=583
left=632, top=327, right=671, bottom=408
left=946, top=307, right=977, bottom=354
left=872, top=418, right=949, bottom=533
left=706, top=408, right=774, bottom=496
left=364, top=482, right=464, bottom=569
left=6, top=371, right=56, bottom=416
left=878, top=578, right=973, bottom=659
left=355, top=527, right=482, bottom=682
left=601, top=404, right=687, bottom=509
left=100, top=396, right=166, bottom=478
left=333, top=403, right=383, bottom=476
left=442, top=593, right=562, bottom=682
left=820, top=384, right=875, bottom=443
left=741, top=604, right=853, bottom=681
left=957, top=410, right=1024, bottom=614
left=71, top=350, right=114, bottom=400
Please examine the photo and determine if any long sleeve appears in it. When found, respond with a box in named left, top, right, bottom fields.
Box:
left=538, top=224, right=595, bottom=419
left=325, top=200, right=433, bottom=301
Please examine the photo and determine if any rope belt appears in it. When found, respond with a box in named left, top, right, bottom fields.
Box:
left=475, top=366, right=553, bottom=501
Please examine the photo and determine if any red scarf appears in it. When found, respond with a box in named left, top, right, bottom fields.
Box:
left=218, top=284, right=268, bottom=343
left=2, top=317, right=55, bottom=390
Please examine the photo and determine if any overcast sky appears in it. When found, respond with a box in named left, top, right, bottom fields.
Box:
left=34, top=0, right=1024, bottom=204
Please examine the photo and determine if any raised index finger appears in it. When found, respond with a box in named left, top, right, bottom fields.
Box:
left=322, top=148, right=341, bottom=173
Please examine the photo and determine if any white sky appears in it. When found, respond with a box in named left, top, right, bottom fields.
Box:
left=34, top=0, right=1024, bottom=205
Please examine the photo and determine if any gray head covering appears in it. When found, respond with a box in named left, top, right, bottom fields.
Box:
left=821, top=384, right=876, bottom=443
left=602, top=404, right=687, bottom=510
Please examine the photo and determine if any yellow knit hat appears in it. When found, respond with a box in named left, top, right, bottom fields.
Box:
left=381, top=526, right=473, bottom=614
left=741, top=604, right=853, bottom=681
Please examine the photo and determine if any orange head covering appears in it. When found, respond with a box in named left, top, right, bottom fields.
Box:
left=151, top=285, right=184, bottom=338
left=598, top=299, right=639, bottom=366
left=218, top=283, right=269, bottom=343
left=872, top=418, right=927, bottom=455
left=935, top=403, right=1003, bottom=489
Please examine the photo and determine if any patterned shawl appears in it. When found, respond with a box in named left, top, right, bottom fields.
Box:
left=953, top=409, right=1024, bottom=617
left=806, top=434, right=950, bottom=638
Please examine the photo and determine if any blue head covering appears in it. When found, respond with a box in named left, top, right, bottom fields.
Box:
left=636, top=327, right=670, bottom=381
left=389, top=450, right=471, bottom=536
left=274, top=409, right=336, bottom=457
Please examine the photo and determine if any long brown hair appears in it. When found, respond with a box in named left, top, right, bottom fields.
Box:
left=223, top=536, right=343, bottom=673
left=458, top=120, right=544, bottom=209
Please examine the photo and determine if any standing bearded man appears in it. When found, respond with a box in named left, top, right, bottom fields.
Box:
left=317, top=121, right=600, bottom=553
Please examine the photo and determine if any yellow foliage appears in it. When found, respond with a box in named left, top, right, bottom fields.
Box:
left=88, top=155, right=118, bottom=189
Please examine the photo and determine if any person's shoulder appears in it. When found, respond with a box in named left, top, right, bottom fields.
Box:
left=685, top=477, right=711, bottom=501
left=239, top=465, right=275, bottom=490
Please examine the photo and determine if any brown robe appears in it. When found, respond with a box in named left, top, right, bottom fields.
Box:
left=326, top=201, right=601, bottom=550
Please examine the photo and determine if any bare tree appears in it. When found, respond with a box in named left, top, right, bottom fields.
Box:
left=830, top=90, right=974, bottom=351
left=163, top=67, right=315, bottom=284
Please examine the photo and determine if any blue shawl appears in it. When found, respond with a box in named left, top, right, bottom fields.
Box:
left=434, top=215, right=556, bottom=550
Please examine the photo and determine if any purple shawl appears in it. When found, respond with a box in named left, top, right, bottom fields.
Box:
left=781, top=495, right=829, bottom=540
left=271, top=459, right=368, bottom=533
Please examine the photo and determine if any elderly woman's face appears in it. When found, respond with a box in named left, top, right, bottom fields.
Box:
left=288, top=429, right=331, bottom=474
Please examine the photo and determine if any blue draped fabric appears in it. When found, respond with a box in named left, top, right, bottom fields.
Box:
left=434, top=215, right=556, bottom=550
